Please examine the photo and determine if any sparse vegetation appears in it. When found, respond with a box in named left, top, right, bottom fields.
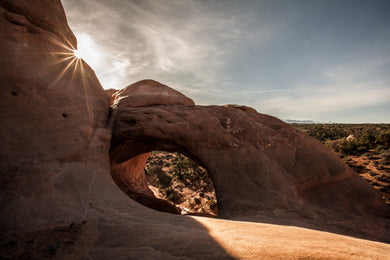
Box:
left=293, top=124, right=390, bottom=205
left=145, top=151, right=217, bottom=216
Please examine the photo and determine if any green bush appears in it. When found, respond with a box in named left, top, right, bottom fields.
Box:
left=171, top=155, right=208, bottom=183
left=207, top=198, right=218, bottom=210
left=340, top=140, right=359, bottom=155
left=293, top=124, right=390, bottom=156
left=381, top=152, right=390, bottom=161
left=159, top=186, right=178, bottom=202
left=378, top=130, right=390, bottom=149
left=147, top=165, right=171, bottom=187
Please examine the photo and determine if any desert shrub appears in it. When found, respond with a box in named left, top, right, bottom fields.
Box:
left=207, top=198, right=218, bottom=210
left=377, top=130, right=390, bottom=149
left=171, top=157, right=188, bottom=181
left=194, top=197, right=201, bottom=204
left=293, top=124, right=390, bottom=155
left=359, top=130, right=376, bottom=149
left=171, top=155, right=208, bottom=183
left=381, top=152, right=390, bottom=161
left=339, top=140, right=359, bottom=155
left=147, top=165, right=171, bottom=187
left=159, top=186, right=178, bottom=201
left=144, top=151, right=218, bottom=215
left=376, top=174, right=390, bottom=183
left=325, top=139, right=343, bottom=153
left=356, top=145, right=368, bottom=153
left=375, top=145, right=387, bottom=152
left=371, top=180, right=379, bottom=186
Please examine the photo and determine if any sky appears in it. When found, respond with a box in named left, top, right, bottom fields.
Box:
left=62, top=0, right=390, bottom=123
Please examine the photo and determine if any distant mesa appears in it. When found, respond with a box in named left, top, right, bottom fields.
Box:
left=284, top=119, right=336, bottom=124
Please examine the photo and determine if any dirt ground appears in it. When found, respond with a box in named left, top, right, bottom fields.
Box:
left=342, top=150, right=390, bottom=205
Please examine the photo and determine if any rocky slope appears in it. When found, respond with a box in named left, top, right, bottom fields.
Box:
left=1, top=0, right=389, bottom=258
left=293, top=123, right=390, bottom=205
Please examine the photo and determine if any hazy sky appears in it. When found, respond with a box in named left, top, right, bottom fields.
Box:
left=62, top=0, right=390, bottom=123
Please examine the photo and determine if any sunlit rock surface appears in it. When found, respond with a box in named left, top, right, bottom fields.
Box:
left=0, top=0, right=389, bottom=258
left=111, top=79, right=195, bottom=108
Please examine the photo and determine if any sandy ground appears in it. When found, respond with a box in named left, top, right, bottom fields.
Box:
left=193, top=216, right=390, bottom=259
left=2, top=215, right=389, bottom=259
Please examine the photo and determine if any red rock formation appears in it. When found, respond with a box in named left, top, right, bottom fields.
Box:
left=109, top=80, right=389, bottom=241
left=111, top=153, right=153, bottom=196
left=0, top=0, right=110, bottom=230
left=1, top=0, right=389, bottom=258
left=110, top=100, right=389, bottom=220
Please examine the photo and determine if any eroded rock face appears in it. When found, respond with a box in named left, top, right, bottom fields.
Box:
left=0, top=0, right=109, bottom=229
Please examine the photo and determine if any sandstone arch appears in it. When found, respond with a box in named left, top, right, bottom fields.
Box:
left=109, top=81, right=219, bottom=214
left=109, top=80, right=389, bottom=220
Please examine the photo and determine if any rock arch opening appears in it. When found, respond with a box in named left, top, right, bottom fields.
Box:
left=110, top=149, right=218, bottom=217
left=145, top=151, right=218, bottom=217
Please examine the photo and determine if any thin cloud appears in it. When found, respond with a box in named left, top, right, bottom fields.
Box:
left=62, top=0, right=258, bottom=92
left=259, top=81, right=390, bottom=119
left=62, top=0, right=390, bottom=122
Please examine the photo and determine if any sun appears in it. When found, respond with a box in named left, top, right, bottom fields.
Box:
left=73, top=49, right=82, bottom=59
left=71, top=33, right=103, bottom=69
